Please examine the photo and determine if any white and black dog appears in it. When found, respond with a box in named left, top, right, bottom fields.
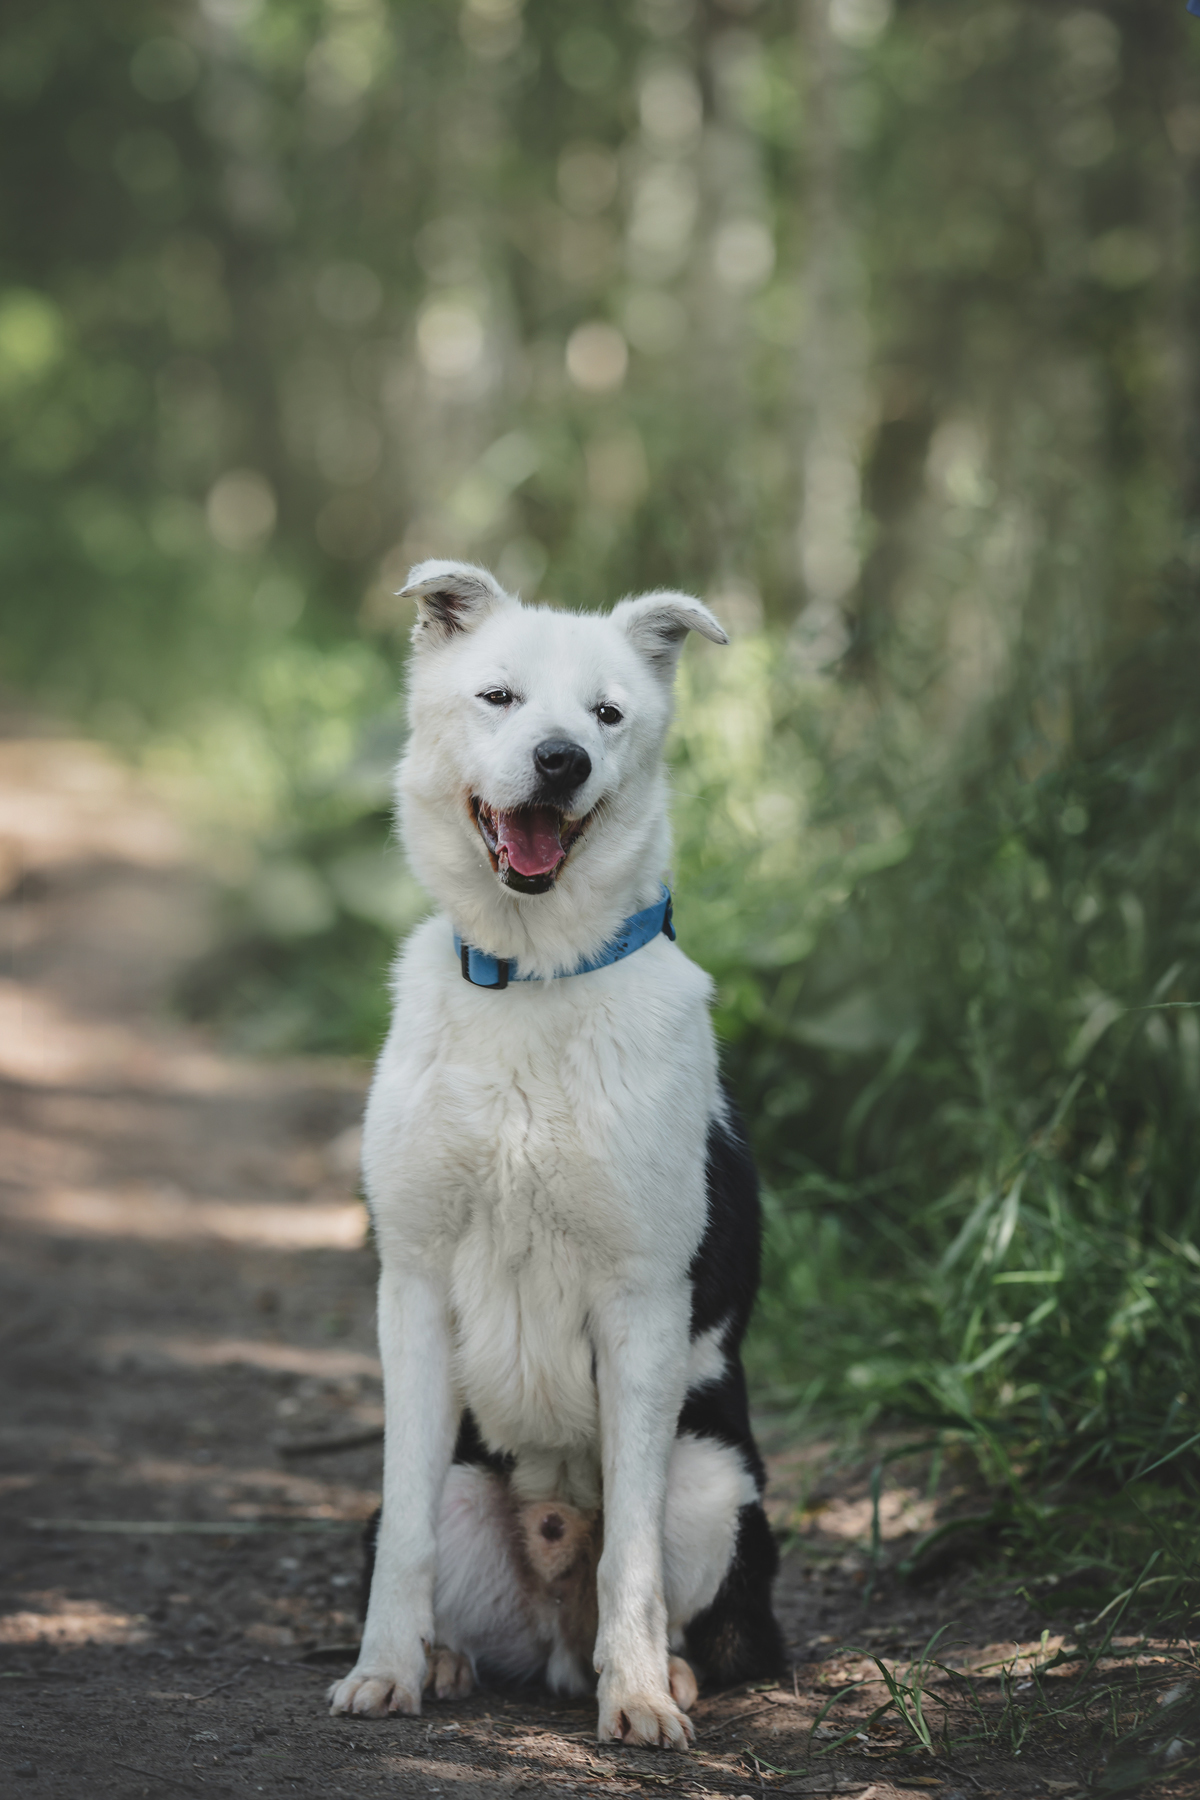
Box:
left=328, top=560, right=782, bottom=1749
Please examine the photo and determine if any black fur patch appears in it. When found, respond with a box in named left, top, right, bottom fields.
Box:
left=688, top=1094, right=763, bottom=1345
left=680, top=1094, right=767, bottom=1483
left=676, top=1354, right=765, bottom=1487
left=415, top=573, right=500, bottom=637
left=359, top=1507, right=380, bottom=1621
left=453, top=1405, right=514, bottom=1476
left=676, top=1090, right=782, bottom=1678
left=422, top=587, right=469, bottom=633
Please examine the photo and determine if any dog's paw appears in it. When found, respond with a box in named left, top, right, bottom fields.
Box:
left=327, top=1658, right=425, bottom=1718
left=597, top=1688, right=694, bottom=1751
left=667, top=1655, right=698, bottom=1713
left=425, top=1646, right=475, bottom=1701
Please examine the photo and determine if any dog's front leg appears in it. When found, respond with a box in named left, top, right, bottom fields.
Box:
left=328, top=1266, right=454, bottom=1717
left=592, top=1284, right=694, bottom=1751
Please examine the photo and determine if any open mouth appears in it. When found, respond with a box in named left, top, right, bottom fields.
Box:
left=470, top=797, right=591, bottom=895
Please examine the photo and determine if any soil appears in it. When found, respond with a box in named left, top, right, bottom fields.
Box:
left=0, top=722, right=1188, bottom=1800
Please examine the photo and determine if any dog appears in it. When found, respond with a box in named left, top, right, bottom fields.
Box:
left=328, top=560, right=783, bottom=1748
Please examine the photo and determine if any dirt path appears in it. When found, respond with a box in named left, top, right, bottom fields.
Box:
left=0, top=725, right=1123, bottom=1798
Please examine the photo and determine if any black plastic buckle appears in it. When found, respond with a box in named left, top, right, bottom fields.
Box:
left=661, top=893, right=676, bottom=942
left=461, top=944, right=509, bottom=988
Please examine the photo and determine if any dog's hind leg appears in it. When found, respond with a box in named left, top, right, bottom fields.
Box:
left=664, top=1433, right=784, bottom=1688
left=425, top=1644, right=475, bottom=1700
left=429, top=1463, right=547, bottom=1686
left=663, top=1432, right=755, bottom=1635
left=667, top=1653, right=699, bottom=1711
left=681, top=1499, right=783, bottom=1685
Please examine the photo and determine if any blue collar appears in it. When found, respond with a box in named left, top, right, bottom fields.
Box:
left=454, top=885, right=675, bottom=990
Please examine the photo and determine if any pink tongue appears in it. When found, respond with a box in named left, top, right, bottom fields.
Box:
left=495, top=807, right=565, bottom=877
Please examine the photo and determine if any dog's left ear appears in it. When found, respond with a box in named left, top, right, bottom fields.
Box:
left=398, top=560, right=513, bottom=644
left=611, top=591, right=728, bottom=678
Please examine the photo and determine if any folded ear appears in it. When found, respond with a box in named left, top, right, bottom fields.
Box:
left=611, top=590, right=728, bottom=677
left=397, top=559, right=513, bottom=644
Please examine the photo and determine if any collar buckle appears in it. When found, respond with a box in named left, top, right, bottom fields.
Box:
left=461, top=944, right=509, bottom=988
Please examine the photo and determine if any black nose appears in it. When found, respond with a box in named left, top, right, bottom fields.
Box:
left=533, top=738, right=592, bottom=794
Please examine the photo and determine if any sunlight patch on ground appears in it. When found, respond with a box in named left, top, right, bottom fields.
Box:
left=117, top=1455, right=378, bottom=1520
left=802, top=1487, right=937, bottom=1542
left=949, top=1636, right=1076, bottom=1678
left=5, top=1185, right=367, bottom=1249
left=97, top=1331, right=380, bottom=1379
left=244, top=1621, right=300, bottom=1647
left=0, top=1591, right=149, bottom=1646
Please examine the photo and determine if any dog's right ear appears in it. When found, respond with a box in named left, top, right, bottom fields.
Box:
left=611, top=590, right=728, bottom=679
left=397, top=560, right=513, bottom=645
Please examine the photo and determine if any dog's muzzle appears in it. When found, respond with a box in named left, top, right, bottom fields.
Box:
left=471, top=797, right=591, bottom=894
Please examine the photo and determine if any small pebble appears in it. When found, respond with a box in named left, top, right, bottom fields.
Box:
left=14, top=1765, right=37, bottom=1779
left=228, top=1744, right=252, bottom=1756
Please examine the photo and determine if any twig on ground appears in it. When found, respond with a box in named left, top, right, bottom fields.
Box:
left=704, top=1700, right=793, bottom=1740
left=2, top=1667, right=88, bottom=1681
left=186, top=1663, right=252, bottom=1702
left=748, top=1784, right=872, bottom=1797
left=24, top=1516, right=357, bottom=1534
left=275, top=1426, right=384, bottom=1457
left=297, top=1643, right=361, bottom=1665
left=112, top=1760, right=199, bottom=1792
left=936, top=1761, right=986, bottom=1792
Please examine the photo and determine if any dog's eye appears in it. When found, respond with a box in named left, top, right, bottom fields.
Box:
left=479, top=688, right=514, bottom=707
left=596, top=703, right=623, bottom=726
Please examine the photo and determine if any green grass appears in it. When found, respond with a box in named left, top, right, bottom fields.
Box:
left=723, top=605, right=1200, bottom=1604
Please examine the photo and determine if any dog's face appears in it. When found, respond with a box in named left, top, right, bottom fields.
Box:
left=397, top=561, right=726, bottom=906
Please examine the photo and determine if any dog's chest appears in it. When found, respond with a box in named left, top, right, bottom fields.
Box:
left=450, top=1189, right=598, bottom=1459
left=369, top=941, right=718, bottom=1460
left=441, top=1050, right=621, bottom=1458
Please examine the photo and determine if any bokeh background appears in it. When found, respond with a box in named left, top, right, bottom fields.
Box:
left=3, top=0, right=1200, bottom=1577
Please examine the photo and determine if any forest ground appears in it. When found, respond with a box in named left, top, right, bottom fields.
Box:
left=0, top=717, right=1183, bottom=1800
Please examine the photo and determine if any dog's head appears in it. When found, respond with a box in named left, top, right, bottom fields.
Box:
left=395, top=560, right=725, bottom=948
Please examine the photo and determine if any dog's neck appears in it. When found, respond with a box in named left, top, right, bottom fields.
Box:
left=399, top=766, right=673, bottom=980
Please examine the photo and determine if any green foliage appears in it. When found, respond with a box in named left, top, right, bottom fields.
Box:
left=730, top=600, right=1200, bottom=1578
left=167, top=634, right=417, bottom=1054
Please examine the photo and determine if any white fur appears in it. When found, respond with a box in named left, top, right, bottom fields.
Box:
left=685, top=1321, right=730, bottom=1393
left=663, top=1434, right=758, bottom=1637
left=432, top=1464, right=543, bottom=1679
left=328, top=565, right=734, bottom=1750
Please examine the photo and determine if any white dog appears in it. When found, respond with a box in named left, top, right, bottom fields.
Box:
left=328, top=561, right=782, bottom=1749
